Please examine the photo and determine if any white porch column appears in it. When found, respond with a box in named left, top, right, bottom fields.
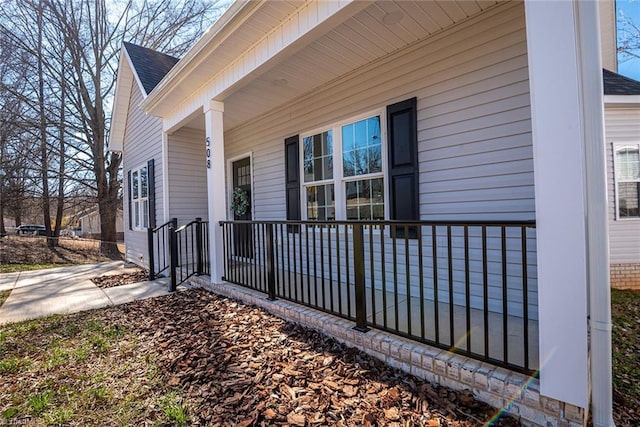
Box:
left=203, top=100, right=226, bottom=283
left=161, top=131, right=170, bottom=223
left=524, top=0, right=600, bottom=409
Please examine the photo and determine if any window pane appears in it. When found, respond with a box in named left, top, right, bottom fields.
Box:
left=306, top=184, right=335, bottom=220
left=371, top=177, right=384, bottom=204
left=143, top=200, right=149, bottom=228
left=132, top=171, right=139, bottom=200
left=141, top=167, right=148, bottom=198
left=619, top=182, right=640, bottom=217
left=372, top=204, right=385, bottom=220
left=134, top=202, right=140, bottom=228
left=369, top=145, right=382, bottom=174
left=616, top=145, right=640, bottom=180
left=345, top=178, right=384, bottom=220
left=343, top=123, right=354, bottom=152
left=303, top=131, right=333, bottom=183
left=342, top=116, right=382, bottom=177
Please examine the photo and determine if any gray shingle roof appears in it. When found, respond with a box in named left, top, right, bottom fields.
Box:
left=603, top=68, right=640, bottom=95
left=123, top=42, right=179, bottom=95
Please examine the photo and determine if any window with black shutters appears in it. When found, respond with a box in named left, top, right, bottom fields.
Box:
left=284, top=98, right=418, bottom=222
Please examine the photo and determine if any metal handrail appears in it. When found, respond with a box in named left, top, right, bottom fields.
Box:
left=220, top=219, right=538, bottom=375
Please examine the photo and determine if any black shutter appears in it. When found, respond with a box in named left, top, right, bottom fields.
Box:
left=147, top=159, right=156, bottom=229
left=285, top=135, right=300, bottom=232
left=387, top=97, right=418, bottom=221
left=127, top=170, right=132, bottom=230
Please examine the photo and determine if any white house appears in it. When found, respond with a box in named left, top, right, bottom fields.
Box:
left=602, top=69, right=640, bottom=290
left=77, top=208, right=124, bottom=239
left=109, top=1, right=616, bottom=425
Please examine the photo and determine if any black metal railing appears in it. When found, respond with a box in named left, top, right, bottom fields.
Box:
left=148, top=217, right=210, bottom=291
left=171, top=218, right=210, bottom=290
left=220, top=219, right=537, bottom=374
left=148, top=219, right=175, bottom=281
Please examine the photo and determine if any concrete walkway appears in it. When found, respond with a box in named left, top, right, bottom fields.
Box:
left=0, top=262, right=172, bottom=325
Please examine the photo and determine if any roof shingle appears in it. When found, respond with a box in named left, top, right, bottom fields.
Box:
left=603, top=68, right=640, bottom=95
left=123, top=42, right=179, bottom=95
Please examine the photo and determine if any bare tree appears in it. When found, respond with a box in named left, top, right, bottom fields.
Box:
left=0, top=0, right=225, bottom=252
left=618, top=9, right=640, bottom=62
left=0, top=27, right=37, bottom=234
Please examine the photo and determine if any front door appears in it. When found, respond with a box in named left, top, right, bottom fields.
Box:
left=232, top=157, right=253, bottom=258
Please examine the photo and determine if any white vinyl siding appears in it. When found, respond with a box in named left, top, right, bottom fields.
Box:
left=224, top=1, right=533, bottom=223
left=167, top=127, right=209, bottom=224
left=122, top=84, right=164, bottom=268
left=605, top=107, right=640, bottom=264
left=222, top=2, right=536, bottom=322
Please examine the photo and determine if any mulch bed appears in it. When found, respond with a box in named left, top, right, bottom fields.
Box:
left=118, top=290, right=520, bottom=426
left=91, top=269, right=149, bottom=289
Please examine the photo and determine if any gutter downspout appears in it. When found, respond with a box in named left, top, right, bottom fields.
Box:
left=575, top=1, right=615, bottom=426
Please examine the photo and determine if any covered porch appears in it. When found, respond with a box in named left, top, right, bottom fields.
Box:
left=142, top=0, right=609, bottom=422
left=219, top=219, right=538, bottom=374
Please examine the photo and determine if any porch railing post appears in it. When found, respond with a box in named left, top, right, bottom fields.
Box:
left=353, top=223, right=369, bottom=332
left=195, top=217, right=203, bottom=275
left=147, top=227, right=155, bottom=281
left=266, top=223, right=277, bottom=300
left=169, top=217, right=178, bottom=292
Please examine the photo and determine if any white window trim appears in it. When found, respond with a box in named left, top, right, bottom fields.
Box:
left=612, top=141, right=640, bottom=221
left=130, top=164, right=149, bottom=231
left=299, top=109, right=388, bottom=221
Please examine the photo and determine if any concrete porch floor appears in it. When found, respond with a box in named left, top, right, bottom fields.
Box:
left=221, top=261, right=539, bottom=372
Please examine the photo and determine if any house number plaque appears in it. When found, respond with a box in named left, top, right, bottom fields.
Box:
left=205, top=137, right=211, bottom=169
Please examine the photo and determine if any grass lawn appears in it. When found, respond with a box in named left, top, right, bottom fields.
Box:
left=0, top=311, right=188, bottom=426
left=612, top=289, right=640, bottom=425
left=0, top=264, right=72, bottom=274
left=0, top=236, right=119, bottom=269
left=0, top=290, right=9, bottom=308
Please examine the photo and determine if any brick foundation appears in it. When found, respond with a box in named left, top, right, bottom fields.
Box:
left=610, top=263, right=640, bottom=290
left=188, top=277, right=585, bottom=427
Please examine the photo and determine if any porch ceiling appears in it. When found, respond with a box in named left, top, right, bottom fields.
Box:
left=203, top=0, right=500, bottom=132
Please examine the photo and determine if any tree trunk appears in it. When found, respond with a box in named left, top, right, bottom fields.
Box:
left=36, top=1, right=52, bottom=247
left=14, top=208, right=21, bottom=227
left=98, top=196, right=119, bottom=256
left=52, top=40, right=67, bottom=247
left=0, top=200, right=5, bottom=235
left=0, top=139, right=5, bottom=236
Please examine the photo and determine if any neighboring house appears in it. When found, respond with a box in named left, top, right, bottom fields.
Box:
left=602, top=69, right=640, bottom=290
left=109, top=1, right=616, bottom=425
left=78, top=208, right=124, bottom=240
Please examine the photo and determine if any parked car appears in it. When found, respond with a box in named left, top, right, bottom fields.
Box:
left=15, top=225, right=47, bottom=236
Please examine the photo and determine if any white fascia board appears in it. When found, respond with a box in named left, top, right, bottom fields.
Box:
left=108, top=45, right=154, bottom=152
left=107, top=51, right=134, bottom=153
left=122, top=46, right=151, bottom=98
left=604, top=94, right=640, bottom=106
left=141, top=0, right=257, bottom=113
left=144, top=0, right=368, bottom=121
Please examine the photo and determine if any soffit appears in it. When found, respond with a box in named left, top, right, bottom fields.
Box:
left=175, top=0, right=500, bottom=132
left=219, top=0, right=500, bottom=131
left=153, top=1, right=303, bottom=108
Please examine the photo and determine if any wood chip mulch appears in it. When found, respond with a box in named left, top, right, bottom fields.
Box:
left=113, top=290, right=520, bottom=426
left=91, top=269, right=149, bottom=288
